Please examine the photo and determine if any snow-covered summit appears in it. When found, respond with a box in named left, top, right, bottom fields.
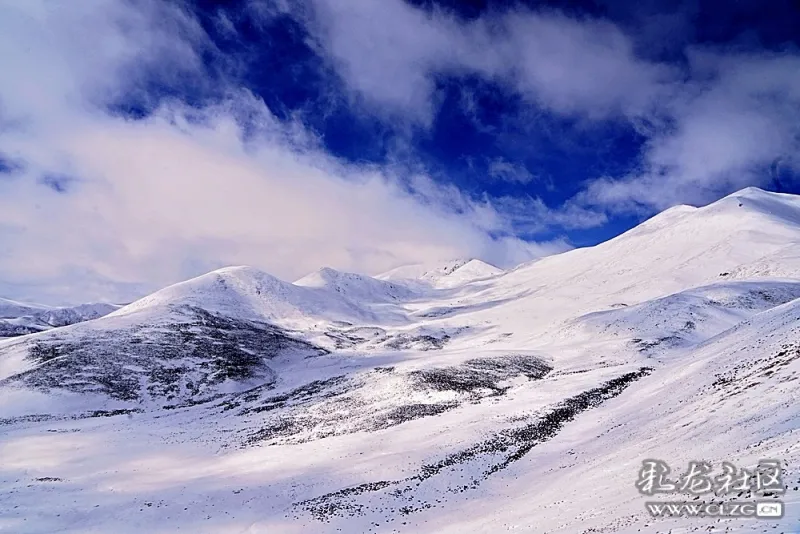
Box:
left=293, top=267, right=418, bottom=302
left=705, top=185, right=800, bottom=225
left=110, top=265, right=407, bottom=329
left=499, top=187, right=800, bottom=312
left=376, top=258, right=502, bottom=287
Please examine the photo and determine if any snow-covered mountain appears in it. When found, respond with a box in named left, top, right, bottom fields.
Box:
left=295, top=266, right=419, bottom=302
left=376, top=258, right=503, bottom=287
left=0, top=297, right=42, bottom=318
left=0, top=297, right=121, bottom=337
left=2, top=187, right=800, bottom=533
left=113, top=265, right=406, bottom=327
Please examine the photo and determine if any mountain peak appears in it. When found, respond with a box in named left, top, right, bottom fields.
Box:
left=701, top=186, right=800, bottom=227
left=711, top=186, right=798, bottom=205
left=449, top=258, right=502, bottom=274
left=375, top=258, right=503, bottom=287
left=295, top=267, right=366, bottom=286
left=207, top=265, right=266, bottom=277
left=732, top=185, right=768, bottom=197
left=109, top=265, right=288, bottom=321
left=294, top=266, right=417, bottom=303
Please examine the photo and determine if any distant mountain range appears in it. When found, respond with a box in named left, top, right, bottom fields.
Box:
left=0, top=298, right=121, bottom=338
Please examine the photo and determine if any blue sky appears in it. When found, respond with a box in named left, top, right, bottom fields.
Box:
left=1, top=0, right=799, bottom=304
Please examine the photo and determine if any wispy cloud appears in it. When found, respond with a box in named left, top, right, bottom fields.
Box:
left=490, top=195, right=608, bottom=234
left=294, top=0, right=672, bottom=123
left=487, top=158, right=538, bottom=184
left=581, top=50, right=800, bottom=212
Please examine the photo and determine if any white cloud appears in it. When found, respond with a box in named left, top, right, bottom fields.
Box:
left=301, top=0, right=492, bottom=126
left=581, top=50, right=800, bottom=212
left=503, top=10, right=674, bottom=120
left=293, top=0, right=800, bottom=214
left=0, top=0, right=563, bottom=305
left=490, top=195, right=608, bottom=233
left=298, top=0, right=672, bottom=123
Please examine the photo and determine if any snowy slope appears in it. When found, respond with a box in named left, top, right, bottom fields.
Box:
left=2, top=187, right=800, bottom=533
left=429, top=186, right=800, bottom=347
left=436, top=290, right=800, bottom=534
left=0, top=265, right=435, bottom=410
left=559, top=279, right=800, bottom=354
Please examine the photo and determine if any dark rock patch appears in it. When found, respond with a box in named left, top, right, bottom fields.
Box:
left=240, top=355, right=553, bottom=447
left=710, top=342, right=800, bottom=396
left=630, top=336, right=684, bottom=353
left=0, top=306, right=326, bottom=405
left=383, top=333, right=450, bottom=351
left=410, top=355, right=551, bottom=397
left=294, top=367, right=653, bottom=522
